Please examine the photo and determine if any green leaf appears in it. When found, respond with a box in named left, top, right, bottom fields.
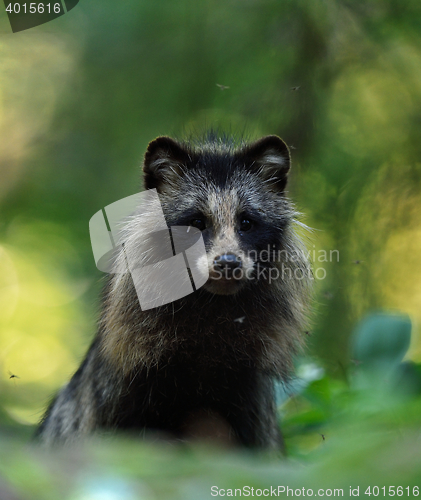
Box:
left=352, top=313, right=412, bottom=370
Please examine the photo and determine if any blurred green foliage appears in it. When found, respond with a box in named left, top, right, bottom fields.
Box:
left=1, top=0, right=421, bottom=496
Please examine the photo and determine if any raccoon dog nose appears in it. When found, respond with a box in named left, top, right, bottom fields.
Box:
left=213, top=253, right=242, bottom=275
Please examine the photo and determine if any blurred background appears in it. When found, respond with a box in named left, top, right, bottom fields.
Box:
left=1, top=1, right=421, bottom=498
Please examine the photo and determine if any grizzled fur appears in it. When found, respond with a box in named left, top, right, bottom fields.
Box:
left=36, top=133, right=312, bottom=448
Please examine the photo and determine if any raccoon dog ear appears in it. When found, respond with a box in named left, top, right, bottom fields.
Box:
left=242, top=135, right=291, bottom=192
left=143, top=137, right=190, bottom=191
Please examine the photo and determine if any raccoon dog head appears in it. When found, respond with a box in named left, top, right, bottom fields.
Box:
left=143, top=134, right=296, bottom=296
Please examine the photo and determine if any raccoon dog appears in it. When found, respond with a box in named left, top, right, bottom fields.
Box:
left=37, top=133, right=312, bottom=449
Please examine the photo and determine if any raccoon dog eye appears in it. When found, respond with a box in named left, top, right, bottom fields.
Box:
left=190, top=218, right=206, bottom=231
left=239, top=218, right=252, bottom=232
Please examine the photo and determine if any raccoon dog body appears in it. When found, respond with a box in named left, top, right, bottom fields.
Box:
left=37, top=133, right=312, bottom=448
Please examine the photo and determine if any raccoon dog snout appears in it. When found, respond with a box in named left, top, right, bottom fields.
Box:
left=213, top=253, right=242, bottom=276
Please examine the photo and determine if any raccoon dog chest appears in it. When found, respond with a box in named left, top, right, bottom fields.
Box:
left=37, top=133, right=311, bottom=449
